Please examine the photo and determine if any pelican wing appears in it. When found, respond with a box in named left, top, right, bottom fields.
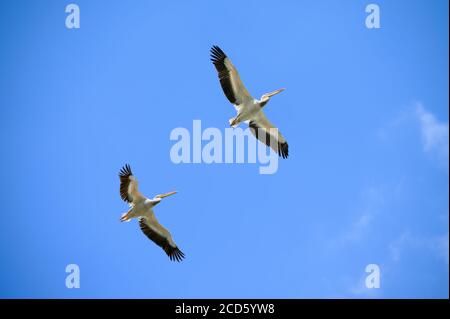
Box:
left=119, top=164, right=145, bottom=204
left=248, top=112, right=289, bottom=159
left=139, top=216, right=185, bottom=262
left=210, top=46, right=253, bottom=107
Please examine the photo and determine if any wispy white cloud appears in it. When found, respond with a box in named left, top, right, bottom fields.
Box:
left=337, top=187, right=384, bottom=246
left=389, top=232, right=410, bottom=263
left=346, top=231, right=449, bottom=298
left=433, top=233, right=450, bottom=265
left=341, top=184, right=448, bottom=297
left=415, top=103, right=449, bottom=170
left=377, top=102, right=449, bottom=172
left=389, top=231, right=449, bottom=265
left=339, top=212, right=373, bottom=245
left=347, top=272, right=383, bottom=298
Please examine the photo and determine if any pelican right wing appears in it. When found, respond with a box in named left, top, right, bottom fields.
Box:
left=248, top=112, right=289, bottom=159
left=139, top=216, right=185, bottom=262
left=210, top=45, right=253, bottom=107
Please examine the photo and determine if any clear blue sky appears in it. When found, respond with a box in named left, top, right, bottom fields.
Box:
left=0, top=0, right=448, bottom=298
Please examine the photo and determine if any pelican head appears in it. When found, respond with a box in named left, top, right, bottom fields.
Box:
left=260, top=88, right=285, bottom=106
left=155, top=191, right=178, bottom=199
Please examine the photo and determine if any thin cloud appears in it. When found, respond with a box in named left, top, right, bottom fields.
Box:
left=415, top=103, right=449, bottom=170
left=337, top=187, right=384, bottom=246
left=340, top=212, right=373, bottom=244
left=377, top=102, right=449, bottom=172
left=348, top=272, right=383, bottom=298
left=389, top=231, right=449, bottom=265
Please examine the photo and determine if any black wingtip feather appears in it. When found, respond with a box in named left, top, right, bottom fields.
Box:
left=210, top=45, right=227, bottom=64
left=119, top=164, right=133, bottom=178
left=280, top=142, right=289, bottom=159
left=169, top=248, right=185, bottom=262
left=119, top=164, right=133, bottom=203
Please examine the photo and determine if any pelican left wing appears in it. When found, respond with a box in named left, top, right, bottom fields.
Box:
left=248, top=113, right=289, bottom=159
left=210, top=45, right=253, bottom=107
left=139, top=217, right=185, bottom=262
left=119, top=164, right=145, bottom=204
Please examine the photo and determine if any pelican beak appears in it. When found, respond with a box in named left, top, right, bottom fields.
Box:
left=120, top=213, right=131, bottom=222
left=158, top=191, right=177, bottom=198
left=266, top=88, right=285, bottom=97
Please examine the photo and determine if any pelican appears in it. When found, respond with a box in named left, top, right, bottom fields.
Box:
left=118, top=164, right=185, bottom=262
left=210, top=45, right=289, bottom=159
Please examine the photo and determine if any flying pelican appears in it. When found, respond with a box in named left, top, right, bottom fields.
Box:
left=210, top=45, right=289, bottom=159
left=118, top=164, right=185, bottom=262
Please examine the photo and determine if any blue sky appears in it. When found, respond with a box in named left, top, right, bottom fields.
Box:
left=0, top=0, right=448, bottom=298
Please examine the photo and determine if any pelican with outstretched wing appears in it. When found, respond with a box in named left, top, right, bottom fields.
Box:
left=118, top=164, right=185, bottom=262
left=210, top=45, right=289, bottom=159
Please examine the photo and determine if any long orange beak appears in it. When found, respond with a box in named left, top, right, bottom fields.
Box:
left=266, top=88, right=285, bottom=97
left=157, top=191, right=178, bottom=198
left=120, top=213, right=131, bottom=222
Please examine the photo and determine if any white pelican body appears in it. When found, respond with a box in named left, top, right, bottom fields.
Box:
left=119, top=164, right=185, bottom=262
left=210, top=45, right=289, bottom=158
